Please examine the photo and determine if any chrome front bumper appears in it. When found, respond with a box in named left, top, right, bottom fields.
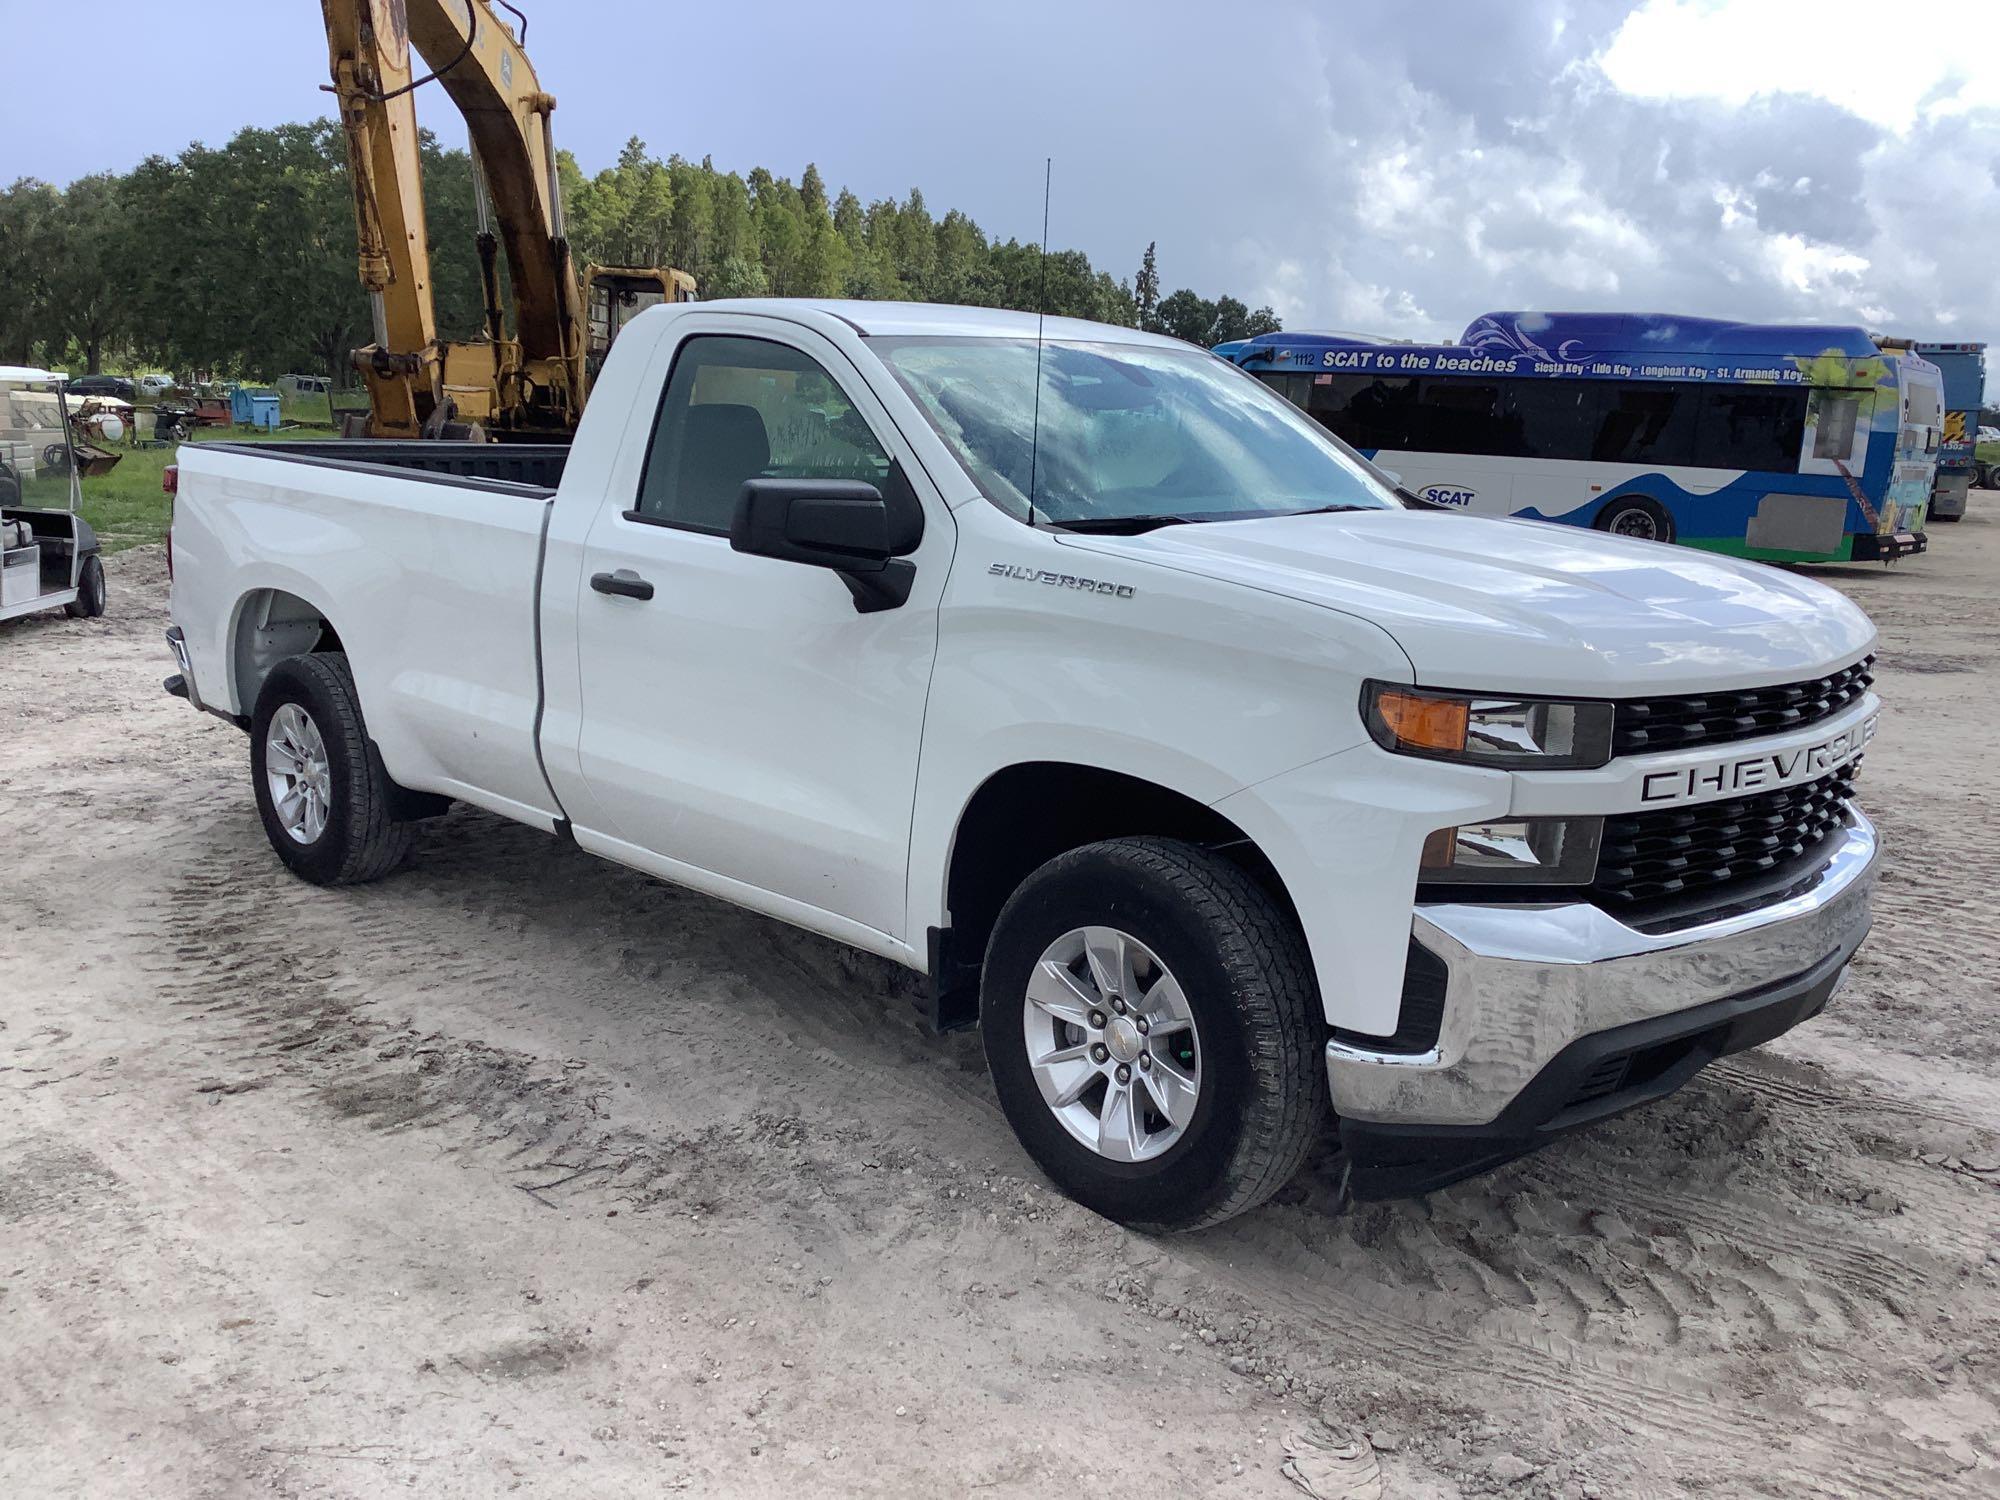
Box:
left=1326, top=812, right=1878, bottom=1128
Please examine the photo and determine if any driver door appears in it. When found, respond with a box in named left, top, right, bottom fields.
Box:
left=563, top=319, right=949, bottom=950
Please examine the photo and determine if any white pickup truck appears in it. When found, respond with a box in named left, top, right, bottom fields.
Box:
left=165, top=300, right=1880, bottom=1229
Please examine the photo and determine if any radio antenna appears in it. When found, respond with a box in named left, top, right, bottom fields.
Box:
left=1027, top=157, right=1051, bottom=527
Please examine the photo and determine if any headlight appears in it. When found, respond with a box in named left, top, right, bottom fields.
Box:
left=1420, top=817, right=1602, bottom=884
left=1362, top=683, right=1615, bottom=769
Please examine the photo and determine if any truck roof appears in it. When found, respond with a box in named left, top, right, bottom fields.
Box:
left=690, top=298, right=1194, bottom=350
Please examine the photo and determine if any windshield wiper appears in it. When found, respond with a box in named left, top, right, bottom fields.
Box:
left=1043, top=514, right=1195, bottom=535
left=1280, top=503, right=1375, bottom=517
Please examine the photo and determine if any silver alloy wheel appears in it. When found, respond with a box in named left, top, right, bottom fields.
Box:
left=265, top=702, right=332, bottom=845
left=1610, top=506, right=1661, bottom=540
left=1022, top=925, right=1202, bottom=1163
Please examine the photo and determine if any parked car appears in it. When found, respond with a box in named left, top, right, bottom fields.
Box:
left=66, top=374, right=135, bottom=401
left=163, top=299, right=1881, bottom=1230
left=135, top=374, right=177, bottom=396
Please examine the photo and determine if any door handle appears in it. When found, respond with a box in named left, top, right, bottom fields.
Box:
left=590, top=568, right=655, bottom=601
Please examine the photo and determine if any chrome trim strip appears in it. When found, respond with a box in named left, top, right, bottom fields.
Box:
left=1327, top=812, right=1877, bottom=1127
left=165, top=625, right=206, bottom=713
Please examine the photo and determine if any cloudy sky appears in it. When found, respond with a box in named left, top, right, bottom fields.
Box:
left=5, top=0, right=1994, bottom=393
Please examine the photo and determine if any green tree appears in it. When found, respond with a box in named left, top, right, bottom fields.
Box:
left=35, top=173, right=133, bottom=373
left=0, top=179, right=64, bottom=363
left=800, top=162, right=828, bottom=219
left=1154, top=288, right=1216, bottom=345
left=1134, top=241, right=1160, bottom=331
left=0, top=123, right=1284, bottom=386
left=705, top=254, right=769, bottom=299
left=832, top=188, right=866, bottom=252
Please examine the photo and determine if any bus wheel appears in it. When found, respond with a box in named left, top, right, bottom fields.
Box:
left=1596, top=496, right=1675, bottom=545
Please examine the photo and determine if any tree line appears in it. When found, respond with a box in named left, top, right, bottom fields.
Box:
left=0, top=123, right=1280, bottom=384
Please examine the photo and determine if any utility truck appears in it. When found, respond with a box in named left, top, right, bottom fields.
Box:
left=163, top=301, right=1881, bottom=1228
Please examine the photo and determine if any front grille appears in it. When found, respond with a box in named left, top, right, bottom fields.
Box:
left=1612, top=655, right=1873, bottom=758
left=1591, top=763, right=1859, bottom=906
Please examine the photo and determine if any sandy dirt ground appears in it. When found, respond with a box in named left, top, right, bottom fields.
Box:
left=4, top=505, right=1999, bottom=1500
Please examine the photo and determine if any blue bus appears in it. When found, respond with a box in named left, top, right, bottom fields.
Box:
left=1214, top=312, right=1942, bottom=564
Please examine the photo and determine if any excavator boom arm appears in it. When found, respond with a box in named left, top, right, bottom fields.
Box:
left=322, top=0, right=439, bottom=428
left=403, top=0, right=584, bottom=387
left=322, top=0, right=678, bottom=437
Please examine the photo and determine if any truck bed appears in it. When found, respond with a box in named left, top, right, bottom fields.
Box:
left=170, top=437, right=565, bottom=828
left=202, top=440, right=569, bottom=495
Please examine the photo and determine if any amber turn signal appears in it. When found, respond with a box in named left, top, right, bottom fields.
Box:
left=1372, top=688, right=1470, bottom=754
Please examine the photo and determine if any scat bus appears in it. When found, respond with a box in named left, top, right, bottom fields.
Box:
left=1215, top=312, right=1942, bottom=564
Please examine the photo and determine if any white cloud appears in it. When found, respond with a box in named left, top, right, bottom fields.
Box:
left=1208, top=0, right=1995, bottom=405
left=1598, top=0, right=2000, bottom=132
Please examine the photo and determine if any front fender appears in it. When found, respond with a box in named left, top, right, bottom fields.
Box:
left=1213, top=743, right=1509, bottom=1036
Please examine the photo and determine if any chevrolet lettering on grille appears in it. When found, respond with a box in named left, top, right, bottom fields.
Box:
left=1639, top=715, right=1877, bottom=805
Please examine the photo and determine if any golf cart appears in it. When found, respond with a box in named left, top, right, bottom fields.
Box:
left=1, top=366, right=107, bottom=623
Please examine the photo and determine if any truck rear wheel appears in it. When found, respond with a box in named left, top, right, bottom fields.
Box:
left=249, top=653, right=414, bottom=886
left=981, top=837, right=1326, bottom=1231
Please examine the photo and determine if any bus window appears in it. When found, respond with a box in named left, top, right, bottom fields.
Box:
left=1693, top=387, right=1806, bottom=472
left=1306, top=375, right=1423, bottom=450
left=1262, top=373, right=1311, bottom=410
left=1590, top=384, right=1697, bottom=467
left=1412, top=381, right=1518, bottom=456
left=1504, top=381, right=1601, bottom=460
left=1812, top=396, right=1861, bottom=459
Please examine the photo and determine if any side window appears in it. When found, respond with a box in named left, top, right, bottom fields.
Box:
left=1589, top=382, right=1698, bottom=467
left=1504, top=380, right=1602, bottom=461
left=1810, top=395, right=1861, bottom=460
left=1693, top=387, right=1806, bottom=473
left=1306, top=374, right=1422, bottom=451
left=1410, top=379, right=1520, bottom=458
left=634, top=335, right=893, bottom=533
left=1257, top=372, right=1311, bottom=410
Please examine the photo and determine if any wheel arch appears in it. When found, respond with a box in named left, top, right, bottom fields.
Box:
left=228, top=584, right=348, bottom=716
left=926, top=760, right=1309, bottom=1029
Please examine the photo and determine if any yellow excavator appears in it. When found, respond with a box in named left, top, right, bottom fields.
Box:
left=321, top=0, right=696, bottom=439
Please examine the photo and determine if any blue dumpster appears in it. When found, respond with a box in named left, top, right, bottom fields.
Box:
left=232, top=388, right=281, bottom=429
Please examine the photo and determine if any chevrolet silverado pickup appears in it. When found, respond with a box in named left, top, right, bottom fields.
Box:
left=163, top=300, right=1880, bottom=1229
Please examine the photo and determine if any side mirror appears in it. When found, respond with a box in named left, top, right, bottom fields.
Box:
left=731, top=478, right=915, bottom=613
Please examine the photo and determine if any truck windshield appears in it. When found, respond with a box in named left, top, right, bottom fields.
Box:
left=872, top=337, right=1401, bottom=528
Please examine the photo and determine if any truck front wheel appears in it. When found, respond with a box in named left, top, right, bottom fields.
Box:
left=249, top=653, right=415, bottom=886
left=981, top=837, right=1326, bottom=1231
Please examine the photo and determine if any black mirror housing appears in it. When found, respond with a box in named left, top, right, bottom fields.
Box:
left=730, top=478, right=916, bottom=613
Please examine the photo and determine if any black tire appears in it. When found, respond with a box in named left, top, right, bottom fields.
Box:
left=981, top=837, right=1326, bottom=1231
left=42, top=443, right=71, bottom=475
left=63, top=553, right=106, bottom=618
left=0, top=466, right=19, bottom=506
left=249, top=652, right=415, bottom=886
left=1594, top=494, right=1676, bottom=545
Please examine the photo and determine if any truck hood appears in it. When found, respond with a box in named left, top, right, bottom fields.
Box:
left=1059, top=511, right=1877, bottom=694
